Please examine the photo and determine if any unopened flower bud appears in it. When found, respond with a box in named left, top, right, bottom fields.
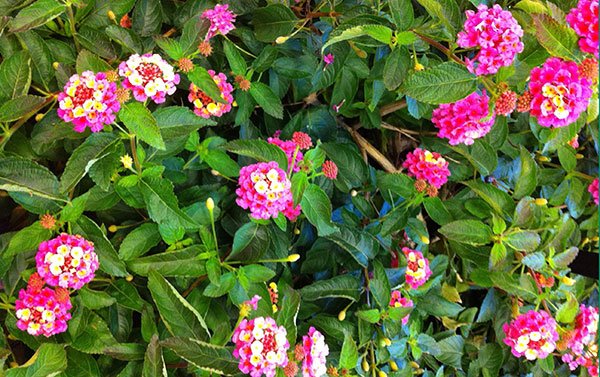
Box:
left=535, top=198, right=548, bottom=206
left=383, top=337, right=392, bottom=347
left=206, top=197, right=215, bottom=211
left=108, top=225, right=118, bottom=233
left=211, top=169, right=220, bottom=176
left=414, top=62, right=425, bottom=71
left=378, top=371, right=387, bottom=377
left=52, top=62, right=60, bottom=70
left=419, top=235, right=430, bottom=245
left=389, top=361, right=398, bottom=371
left=561, top=276, right=576, bottom=286
left=287, top=254, right=300, bottom=262
left=351, top=190, right=358, bottom=197
left=276, top=36, right=290, bottom=44
left=107, top=10, right=116, bottom=20
left=126, top=275, right=134, bottom=282
left=35, top=113, right=44, bottom=122
left=537, top=156, right=550, bottom=162
left=338, top=310, right=346, bottom=321
left=575, top=153, right=584, bottom=159
left=361, top=359, right=370, bottom=372
left=294, top=228, right=300, bottom=235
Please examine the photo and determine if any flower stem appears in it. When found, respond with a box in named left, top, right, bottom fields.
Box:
left=130, top=135, right=142, bottom=173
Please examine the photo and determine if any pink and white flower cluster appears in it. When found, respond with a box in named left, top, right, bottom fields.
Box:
left=503, top=310, right=559, bottom=360
left=268, top=132, right=305, bottom=173
left=402, top=247, right=432, bottom=289
left=188, top=70, right=234, bottom=118
left=301, top=327, right=329, bottom=377
left=432, top=91, right=495, bottom=146
left=36, top=233, right=99, bottom=290
left=457, top=4, right=524, bottom=75
left=201, top=4, right=237, bottom=40
left=566, top=0, right=599, bottom=57
left=562, top=305, right=598, bottom=376
left=589, top=178, right=599, bottom=205
left=528, top=57, right=593, bottom=128
left=118, top=53, right=180, bottom=104
left=402, top=148, right=451, bottom=189
left=57, top=71, right=120, bottom=133
left=389, top=290, right=413, bottom=325
left=15, top=273, right=72, bottom=337
left=236, top=162, right=300, bottom=220
left=232, top=316, right=290, bottom=377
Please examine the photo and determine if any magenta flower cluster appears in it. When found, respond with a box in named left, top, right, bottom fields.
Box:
left=389, top=290, right=413, bottom=325
left=402, top=247, right=432, bottom=289
left=301, top=327, right=329, bottom=377
left=268, top=132, right=305, bottom=173
left=57, top=71, right=120, bottom=133
left=118, top=53, right=180, bottom=104
left=36, top=233, right=99, bottom=290
left=232, top=316, right=290, bottom=377
left=566, top=0, right=599, bottom=58
left=528, top=58, right=593, bottom=128
left=503, top=310, right=559, bottom=360
left=402, top=148, right=451, bottom=189
left=431, top=91, right=495, bottom=146
left=201, top=4, right=237, bottom=40
left=236, top=162, right=300, bottom=220
left=457, top=4, right=524, bottom=75
left=562, top=305, right=598, bottom=376
left=589, top=178, right=599, bottom=205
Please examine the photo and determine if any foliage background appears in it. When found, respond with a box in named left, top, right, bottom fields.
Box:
left=0, top=0, right=597, bottom=376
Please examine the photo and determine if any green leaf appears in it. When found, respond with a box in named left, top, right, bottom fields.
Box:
left=64, top=349, right=101, bottom=377
left=73, top=216, right=128, bottom=277
left=321, top=143, right=369, bottom=193
left=118, top=223, right=161, bottom=261
left=490, top=243, right=507, bottom=267
left=9, top=0, right=65, bottom=32
left=300, top=275, right=361, bottom=301
left=139, top=177, right=198, bottom=229
left=326, top=226, right=377, bottom=267
left=389, top=0, right=414, bottom=30
left=0, top=95, right=46, bottom=122
left=276, top=288, right=301, bottom=344
left=322, top=25, right=393, bottom=52
left=75, top=50, right=112, bottom=74
left=132, top=0, right=162, bottom=37
left=128, top=247, right=207, bottom=277
left=59, top=133, right=121, bottom=193
left=417, top=294, right=464, bottom=317
left=7, top=343, right=67, bottom=377
left=249, top=82, right=284, bottom=119
left=521, top=251, right=546, bottom=270
left=370, top=260, right=391, bottom=308
left=504, top=231, right=541, bottom=252
left=17, top=30, right=53, bottom=89
left=532, top=13, right=579, bottom=61
left=469, top=140, right=498, bottom=176
left=423, top=197, right=453, bottom=225
left=225, top=139, right=288, bottom=171
left=120, top=102, right=165, bottom=150
left=143, top=335, right=167, bottom=377
left=5, top=222, right=51, bottom=257
left=415, top=0, right=460, bottom=34
left=108, top=280, right=146, bottom=312
left=339, top=334, right=358, bottom=370
left=60, top=193, right=89, bottom=223
left=435, top=335, right=464, bottom=370
left=252, top=4, right=298, bottom=43
left=203, top=149, right=240, bottom=177
left=0, top=156, right=64, bottom=203
left=154, top=106, right=215, bottom=139
left=356, top=309, right=381, bottom=323
left=223, top=40, right=247, bottom=75
left=556, top=293, right=578, bottom=323
left=291, top=171, right=309, bottom=205
left=552, top=246, right=578, bottom=269
left=0, top=51, right=31, bottom=100
left=401, top=62, right=477, bottom=104
left=477, top=344, right=503, bottom=377
left=383, top=47, right=410, bottom=90
left=76, top=27, right=116, bottom=60
left=69, top=307, right=118, bottom=354
left=228, top=222, right=270, bottom=261
left=439, top=220, right=493, bottom=246
left=106, top=25, right=143, bottom=54
left=103, top=344, right=146, bottom=361
left=79, top=286, right=117, bottom=310
left=153, top=37, right=183, bottom=60
left=203, top=272, right=235, bottom=297
left=187, top=67, right=227, bottom=104
left=148, top=270, right=210, bottom=341
left=161, top=337, right=239, bottom=376
left=464, top=180, right=515, bottom=219
left=301, top=184, right=337, bottom=236
left=513, top=146, right=538, bottom=199
left=241, top=265, right=276, bottom=282
left=205, top=257, right=221, bottom=286
left=558, top=145, right=577, bottom=172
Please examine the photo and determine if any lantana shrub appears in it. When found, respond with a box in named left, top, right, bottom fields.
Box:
left=0, top=0, right=597, bottom=376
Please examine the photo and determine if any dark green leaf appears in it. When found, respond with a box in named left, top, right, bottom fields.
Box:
left=75, top=50, right=112, bottom=74
left=223, top=40, right=247, bottom=75
left=504, top=231, right=541, bottom=252
left=161, top=337, right=239, bottom=376
left=513, top=146, right=538, bottom=199
left=0, top=95, right=46, bottom=122
left=532, top=13, right=579, bottom=60
left=0, top=51, right=31, bottom=100
left=120, top=102, right=165, bottom=150
left=249, top=82, right=284, bottom=119
left=119, top=223, right=161, bottom=261
left=5, top=222, right=51, bottom=257
left=127, top=247, right=207, bottom=277
left=439, top=220, right=493, bottom=246
left=188, top=67, right=227, bottom=104
left=300, top=275, right=361, bottom=301
left=301, top=184, right=337, bottom=236
left=143, top=335, right=166, bottom=377
left=401, top=62, right=476, bottom=104
left=252, top=4, right=297, bottom=42
left=9, top=0, right=64, bottom=32
left=132, top=0, right=162, bottom=37
left=339, top=334, right=358, bottom=370
left=154, top=106, right=215, bottom=139
left=139, top=177, right=198, bottom=229
left=383, top=47, right=410, bottom=90
left=225, top=139, right=288, bottom=171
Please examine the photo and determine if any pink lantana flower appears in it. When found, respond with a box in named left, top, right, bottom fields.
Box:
left=268, top=132, right=304, bottom=173
left=118, top=53, right=179, bottom=104
left=301, top=327, right=329, bottom=377
left=389, top=290, right=413, bottom=325
left=402, top=148, right=451, bottom=189
left=57, top=71, right=120, bottom=133
left=561, top=305, right=598, bottom=376
left=566, top=0, right=599, bottom=57
left=457, top=4, right=524, bottom=75
left=188, top=70, right=234, bottom=118
left=322, top=160, right=338, bottom=180
left=15, top=273, right=72, bottom=337
left=503, top=310, right=559, bottom=360
left=36, top=233, right=99, bottom=290
left=528, top=57, right=593, bottom=128
left=323, top=53, right=334, bottom=67
left=236, top=162, right=300, bottom=220
left=431, top=91, right=495, bottom=145
left=589, top=178, right=599, bottom=205
left=232, top=316, right=290, bottom=377
left=402, top=247, right=431, bottom=289
left=201, top=4, right=237, bottom=40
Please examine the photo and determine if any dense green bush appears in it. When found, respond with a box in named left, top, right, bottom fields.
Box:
left=0, top=0, right=597, bottom=376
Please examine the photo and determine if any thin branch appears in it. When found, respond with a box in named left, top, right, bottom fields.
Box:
left=339, top=121, right=398, bottom=173
left=380, top=99, right=407, bottom=116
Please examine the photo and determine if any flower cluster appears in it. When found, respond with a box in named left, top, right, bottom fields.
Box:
left=503, top=310, right=559, bottom=360
left=268, top=132, right=305, bottom=173
left=589, top=178, right=599, bottom=205
left=432, top=91, right=495, bottom=145
left=232, top=316, right=290, bottom=377
left=202, top=4, right=237, bottom=40
left=236, top=162, right=300, bottom=220
left=57, top=71, right=120, bottom=133
left=495, top=90, right=517, bottom=116
left=457, top=4, right=524, bottom=75
left=566, top=0, right=599, bottom=58
left=561, top=305, right=598, bottom=376
left=402, top=148, right=451, bottom=190
left=402, top=247, right=432, bottom=289
left=118, top=53, right=179, bottom=104
left=528, top=57, right=593, bottom=127
left=188, top=70, right=234, bottom=118
left=36, top=233, right=99, bottom=290
left=389, top=290, right=413, bottom=325
left=321, top=160, right=338, bottom=180
left=15, top=273, right=72, bottom=337
left=240, top=295, right=262, bottom=318
left=302, top=327, right=329, bottom=377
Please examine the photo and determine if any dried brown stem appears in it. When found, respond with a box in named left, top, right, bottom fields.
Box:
left=340, top=122, right=398, bottom=173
